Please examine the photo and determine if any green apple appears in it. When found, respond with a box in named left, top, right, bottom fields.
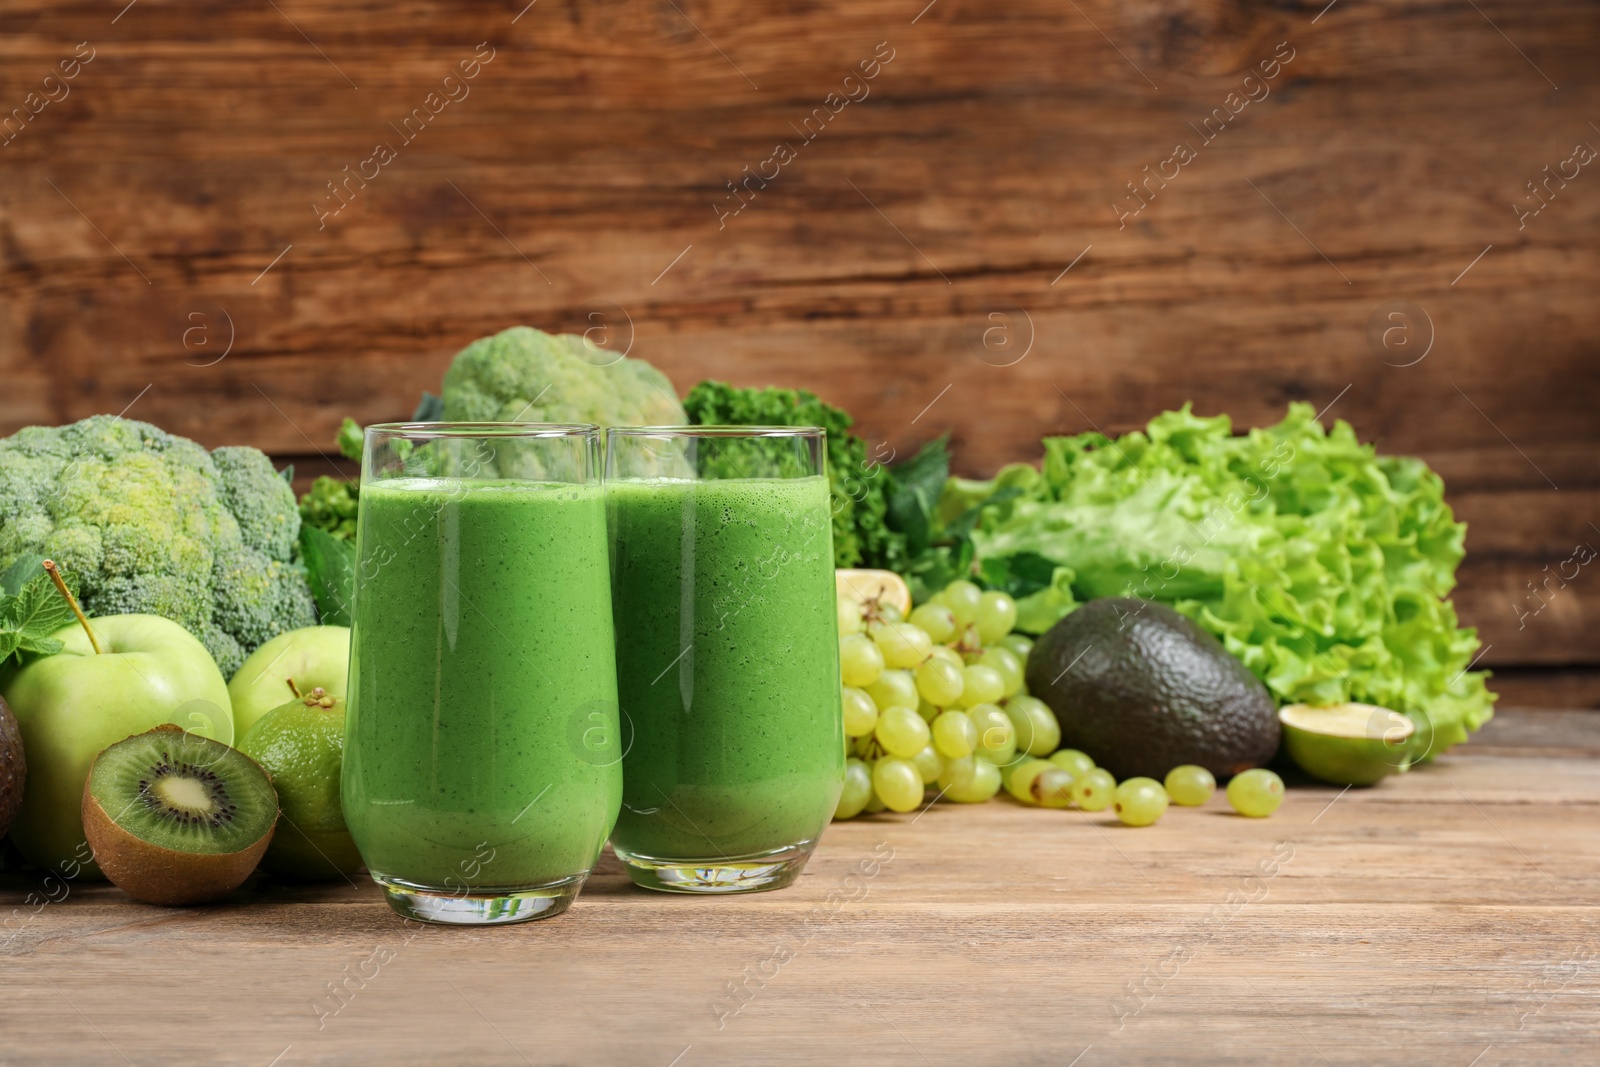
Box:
left=227, top=625, right=350, bottom=738
left=0, top=614, right=232, bottom=877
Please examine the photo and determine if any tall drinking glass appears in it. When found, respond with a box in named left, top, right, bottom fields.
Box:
left=344, top=423, right=622, bottom=924
left=606, top=427, right=844, bottom=893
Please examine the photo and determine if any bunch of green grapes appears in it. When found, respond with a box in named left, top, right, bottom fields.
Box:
left=833, top=577, right=1288, bottom=824
left=834, top=579, right=1064, bottom=817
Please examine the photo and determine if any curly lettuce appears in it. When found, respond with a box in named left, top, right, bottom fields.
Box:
left=945, top=403, right=1493, bottom=756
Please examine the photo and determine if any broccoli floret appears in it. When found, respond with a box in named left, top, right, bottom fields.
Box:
left=211, top=446, right=299, bottom=562
left=441, top=325, right=686, bottom=429
left=0, top=415, right=319, bottom=677
left=299, top=475, right=359, bottom=541
left=211, top=552, right=316, bottom=651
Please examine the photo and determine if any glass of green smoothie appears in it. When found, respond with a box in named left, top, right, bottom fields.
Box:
left=605, top=426, right=845, bottom=894
left=344, top=423, right=623, bottom=925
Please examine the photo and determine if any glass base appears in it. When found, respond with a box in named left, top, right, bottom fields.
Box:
left=612, top=840, right=816, bottom=895
left=372, top=872, right=586, bottom=925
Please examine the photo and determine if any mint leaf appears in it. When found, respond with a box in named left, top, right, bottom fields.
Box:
left=11, top=571, right=76, bottom=638
left=0, top=568, right=80, bottom=666
left=0, top=555, right=47, bottom=596
left=299, top=524, right=356, bottom=627
left=885, top=436, right=949, bottom=556
left=978, top=550, right=1060, bottom=599
left=15, top=634, right=64, bottom=658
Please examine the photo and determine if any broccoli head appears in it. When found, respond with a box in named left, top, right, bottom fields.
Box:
left=440, top=325, right=686, bottom=429
left=0, top=416, right=317, bottom=677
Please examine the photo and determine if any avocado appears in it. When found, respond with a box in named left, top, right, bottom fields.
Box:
left=1026, top=597, right=1279, bottom=780
left=0, top=695, right=25, bottom=838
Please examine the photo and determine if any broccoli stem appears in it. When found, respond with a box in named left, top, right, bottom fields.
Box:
left=42, top=559, right=101, bottom=655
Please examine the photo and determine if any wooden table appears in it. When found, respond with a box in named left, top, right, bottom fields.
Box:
left=3, top=708, right=1596, bottom=1066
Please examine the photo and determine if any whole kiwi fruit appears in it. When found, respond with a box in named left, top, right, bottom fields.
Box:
left=82, top=725, right=278, bottom=905
left=0, top=695, right=25, bottom=838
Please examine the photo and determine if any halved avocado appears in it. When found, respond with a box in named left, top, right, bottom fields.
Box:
left=1278, top=702, right=1416, bottom=786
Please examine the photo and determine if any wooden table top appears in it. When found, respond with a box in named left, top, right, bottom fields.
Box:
left=3, top=708, right=1596, bottom=1066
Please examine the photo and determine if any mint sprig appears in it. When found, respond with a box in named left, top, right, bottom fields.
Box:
left=0, top=561, right=81, bottom=665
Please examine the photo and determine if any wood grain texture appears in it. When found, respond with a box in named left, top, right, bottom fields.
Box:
left=1, top=716, right=1596, bottom=1066
left=1486, top=669, right=1600, bottom=712
left=1, top=0, right=1597, bottom=676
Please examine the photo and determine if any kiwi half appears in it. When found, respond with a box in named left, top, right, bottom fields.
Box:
left=82, top=725, right=278, bottom=905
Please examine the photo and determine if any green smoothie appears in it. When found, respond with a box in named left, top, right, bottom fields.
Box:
left=606, top=475, right=844, bottom=861
left=343, top=478, right=622, bottom=890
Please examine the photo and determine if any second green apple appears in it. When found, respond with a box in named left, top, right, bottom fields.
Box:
left=227, top=625, right=350, bottom=737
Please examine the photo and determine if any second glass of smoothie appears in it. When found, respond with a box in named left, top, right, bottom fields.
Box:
left=344, top=423, right=622, bottom=925
left=606, top=426, right=844, bottom=894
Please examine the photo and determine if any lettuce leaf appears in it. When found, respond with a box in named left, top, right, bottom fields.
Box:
left=946, top=402, right=1493, bottom=756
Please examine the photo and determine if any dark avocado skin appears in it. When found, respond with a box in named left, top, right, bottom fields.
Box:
left=1026, top=597, right=1279, bottom=781
left=0, top=695, right=25, bottom=838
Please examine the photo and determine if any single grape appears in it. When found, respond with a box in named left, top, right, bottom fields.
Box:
left=839, top=633, right=884, bottom=687
left=941, top=580, right=983, bottom=626
left=872, top=757, right=924, bottom=813
left=875, top=705, right=932, bottom=759
left=968, top=703, right=1017, bottom=765
left=999, top=632, right=1034, bottom=662
left=911, top=744, right=943, bottom=785
left=1005, top=758, right=1053, bottom=803
left=1164, top=765, right=1216, bottom=807
left=1049, top=749, right=1096, bottom=777
left=1113, top=778, right=1169, bottom=827
left=1031, top=767, right=1076, bottom=809
left=852, top=733, right=880, bottom=759
left=864, top=602, right=904, bottom=638
left=1071, top=767, right=1116, bottom=811
left=841, top=686, right=878, bottom=737
left=836, top=594, right=863, bottom=636
left=975, top=590, right=1019, bottom=644
left=958, top=665, right=1006, bottom=708
left=908, top=603, right=958, bottom=644
left=866, top=669, right=919, bottom=714
left=863, top=787, right=887, bottom=814
left=978, top=646, right=1025, bottom=696
left=937, top=754, right=978, bottom=791
left=915, top=656, right=965, bottom=707
left=835, top=758, right=873, bottom=819
left=916, top=698, right=941, bottom=723
left=875, top=621, right=933, bottom=670
left=928, top=645, right=965, bottom=669
left=931, top=709, right=977, bottom=759
left=943, top=758, right=1002, bottom=803
left=1227, top=769, right=1285, bottom=817
left=1004, top=695, right=1061, bottom=757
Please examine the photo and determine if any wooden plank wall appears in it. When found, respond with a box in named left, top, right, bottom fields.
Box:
left=1, top=0, right=1596, bottom=703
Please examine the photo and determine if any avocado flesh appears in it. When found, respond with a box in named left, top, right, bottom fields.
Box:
left=1025, top=597, right=1280, bottom=780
